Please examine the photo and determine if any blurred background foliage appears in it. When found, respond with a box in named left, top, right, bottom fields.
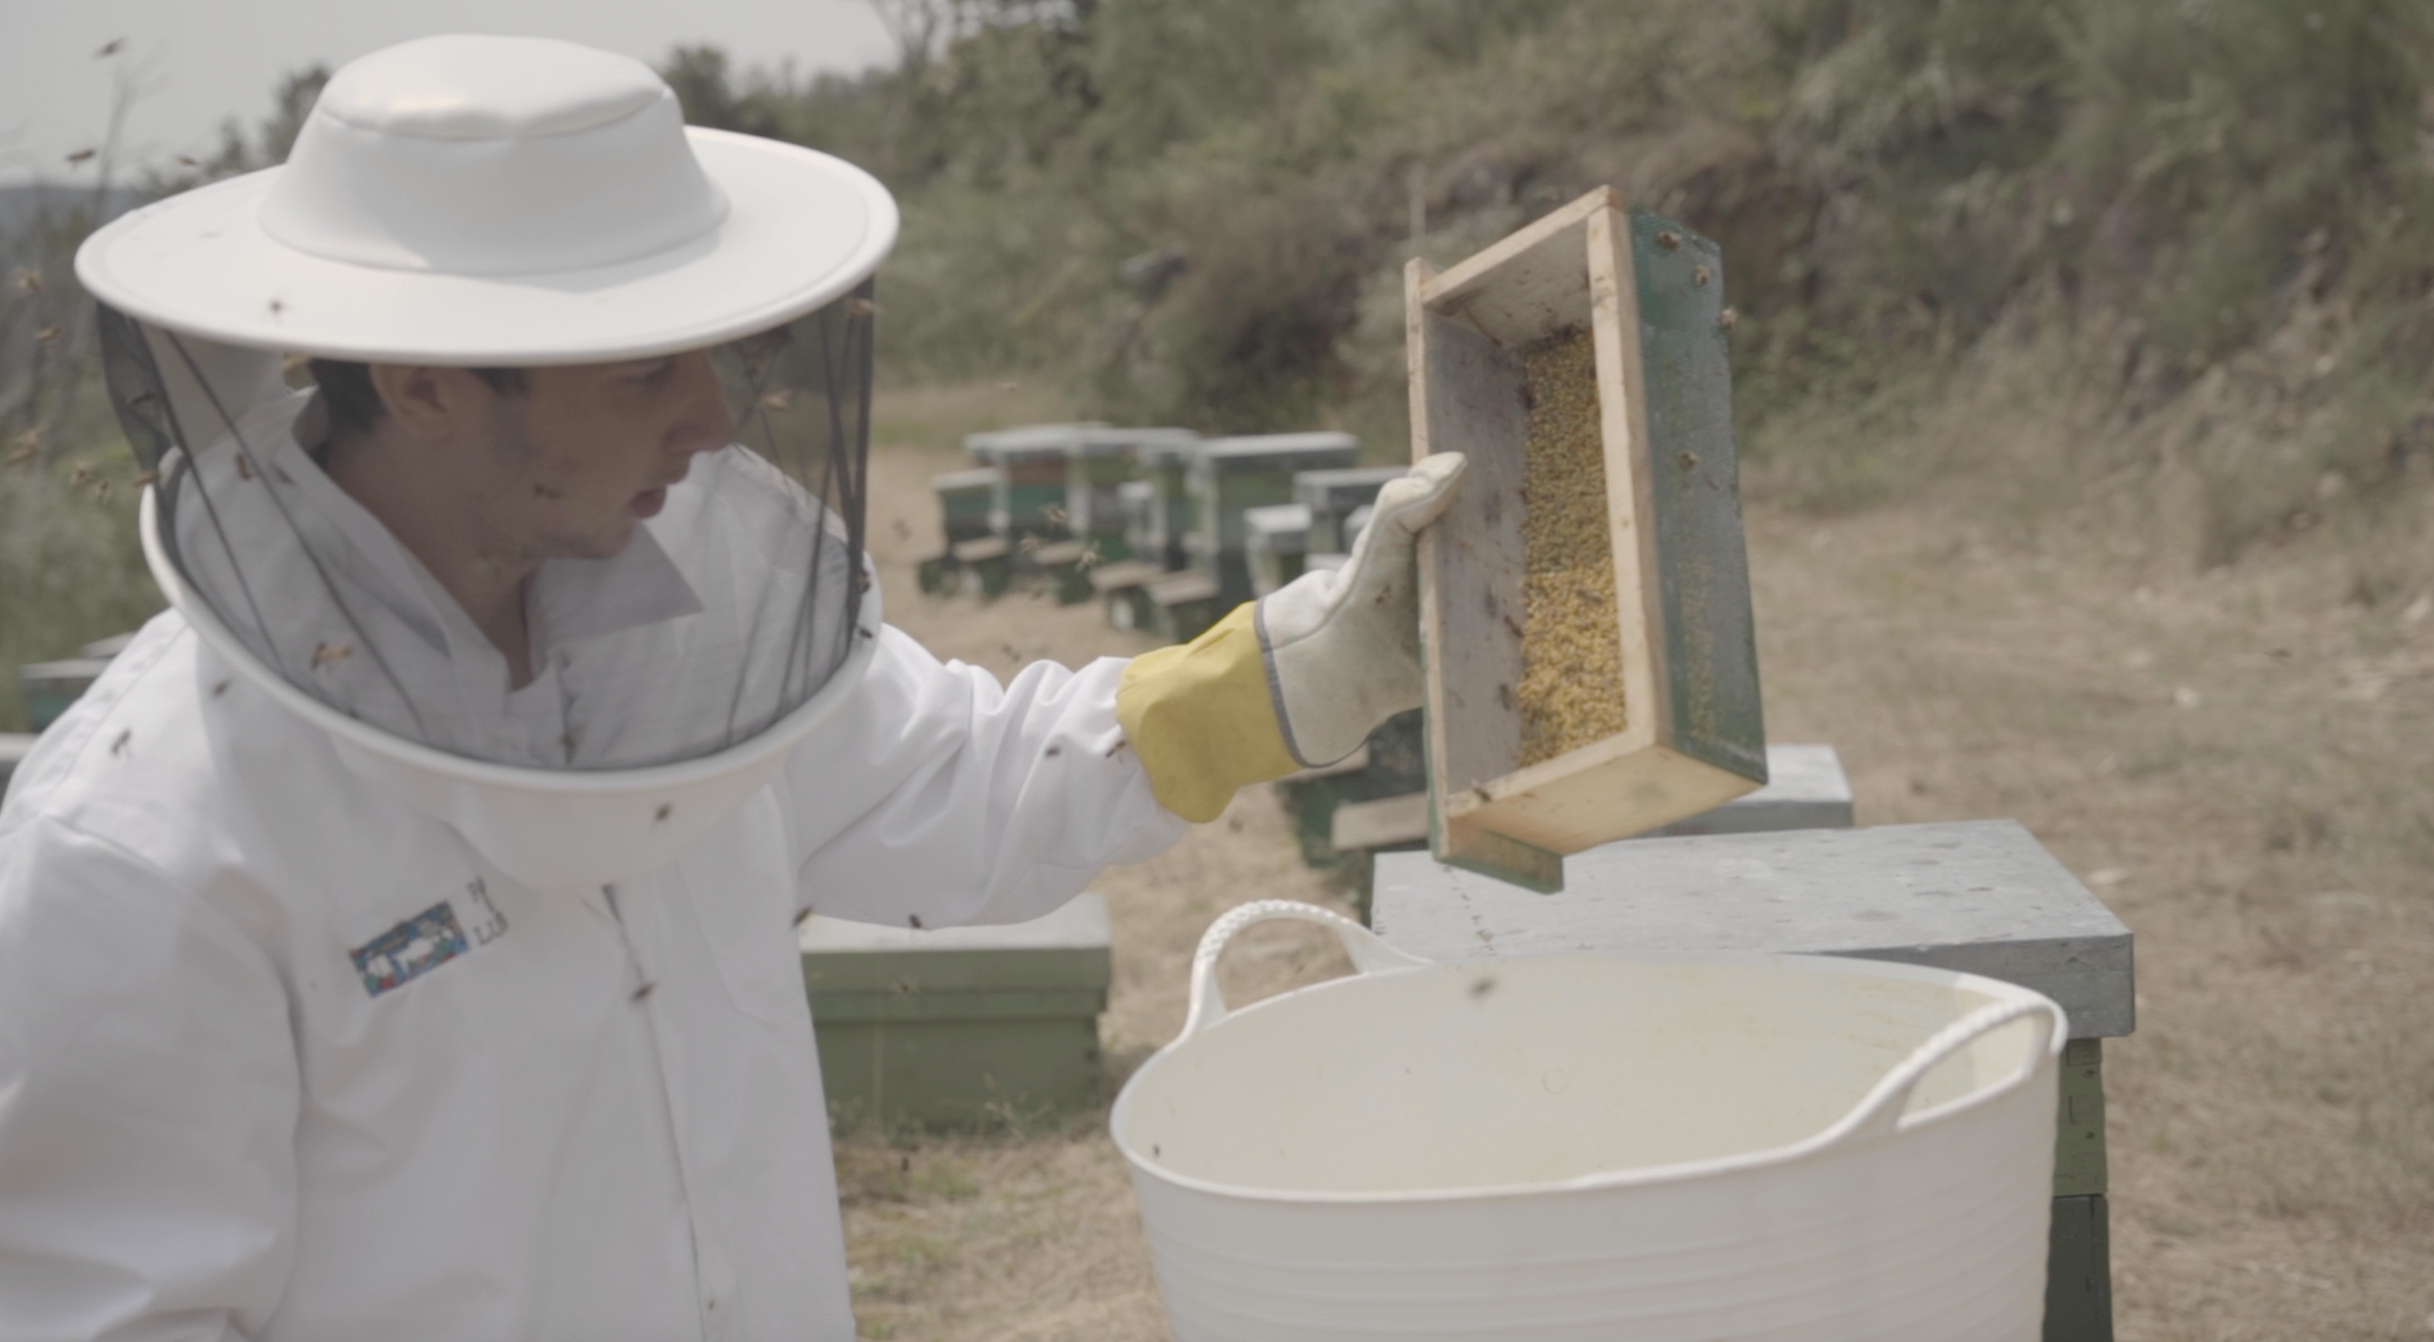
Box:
left=659, top=0, right=2434, bottom=500
left=5, top=0, right=2433, bottom=726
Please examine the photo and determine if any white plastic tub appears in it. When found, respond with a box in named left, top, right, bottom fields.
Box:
left=1112, top=901, right=2066, bottom=1342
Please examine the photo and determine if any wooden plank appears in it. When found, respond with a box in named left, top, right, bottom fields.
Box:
left=1331, top=792, right=1428, bottom=850
left=1591, top=204, right=1662, bottom=764
left=1405, top=269, right=1530, bottom=819
left=1087, top=559, right=1165, bottom=595
left=2044, top=1194, right=2115, bottom=1342
left=1627, top=210, right=1766, bottom=780
left=2054, top=1038, right=2109, bottom=1198
left=1147, top=571, right=1219, bottom=605
left=1418, top=187, right=1623, bottom=347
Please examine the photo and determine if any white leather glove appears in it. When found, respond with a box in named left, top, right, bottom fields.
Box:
left=1256, top=452, right=1467, bottom=765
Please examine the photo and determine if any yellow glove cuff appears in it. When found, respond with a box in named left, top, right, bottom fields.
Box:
left=1115, top=602, right=1299, bottom=823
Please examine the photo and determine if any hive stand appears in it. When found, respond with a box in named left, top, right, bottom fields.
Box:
left=949, top=536, right=1011, bottom=599
left=1186, top=433, right=1360, bottom=608
left=1089, top=558, right=1167, bottom=632
left=1244, top=503, right=1313, bottom=599
left=1145, top=569, right=1225, bottom=643
left=1293, top=465, right=1405, bottom=555
left=1370, top=820, right=2131, bottom=1342
left=1024, top=539, right=1096, bottom=605
left=800, top=893, right=1113, bottom=1130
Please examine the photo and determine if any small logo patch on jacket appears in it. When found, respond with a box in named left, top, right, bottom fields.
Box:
left=351, top=902, right=470, bottom=998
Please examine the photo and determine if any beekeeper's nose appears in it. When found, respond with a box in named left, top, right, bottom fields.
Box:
left=673, top=350, right=737, bottom=456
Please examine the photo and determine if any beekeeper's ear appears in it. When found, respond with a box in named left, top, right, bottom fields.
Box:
left=370, top=364, right=487, bottom=441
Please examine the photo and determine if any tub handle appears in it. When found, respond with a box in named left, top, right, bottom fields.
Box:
left=1180, top=900, right=1433, bottom=1041
left=1824, top=996, right=2067, bottom=1143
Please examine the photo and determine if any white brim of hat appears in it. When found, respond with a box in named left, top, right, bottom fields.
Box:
left=77, top=129, right=897, bottom=365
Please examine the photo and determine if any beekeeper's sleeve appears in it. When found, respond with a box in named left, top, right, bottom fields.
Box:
left=0, top=817, right=299, bottom=1342
left=778, top=626, right=1195, bottom=929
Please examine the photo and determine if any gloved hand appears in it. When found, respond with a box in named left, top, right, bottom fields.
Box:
left=1115, top=453, right=1467, bottom=822
left=1257, top=452, right=1467, bottom=765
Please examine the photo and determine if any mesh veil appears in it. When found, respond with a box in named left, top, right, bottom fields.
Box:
left=99, top=282, right=875, bottom=771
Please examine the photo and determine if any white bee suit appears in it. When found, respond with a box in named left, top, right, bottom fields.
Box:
left=0, top=32, right=1462, bottom=1341
left=0, top=579, right=1183, bottom=1341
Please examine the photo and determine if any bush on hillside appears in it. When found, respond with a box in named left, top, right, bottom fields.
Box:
left=662, top=0, right=2434, bottom=537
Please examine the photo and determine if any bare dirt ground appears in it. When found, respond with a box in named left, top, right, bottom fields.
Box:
left=837, top=385, right=2434, bottom=1341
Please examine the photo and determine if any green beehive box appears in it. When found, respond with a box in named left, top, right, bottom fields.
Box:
left=1244, top=502, right=1312, bottom=599
left=932, top=467, right=1000, bottom=545
left=1188, top=433, right=1359, bottom=607
left=801, top=893, right=1112, bottom=1130
left=1067, top=427, right=1195, bottom=562
left=1293, top=465, right=1405, bottom=555
left=966, top=424, right=1088, bottom=540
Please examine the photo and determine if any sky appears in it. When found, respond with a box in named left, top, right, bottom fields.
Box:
left=0, top=0, right=898, bottom=185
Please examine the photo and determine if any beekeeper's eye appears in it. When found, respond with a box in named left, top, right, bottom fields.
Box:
left=620, top=358, right=677, bottom=388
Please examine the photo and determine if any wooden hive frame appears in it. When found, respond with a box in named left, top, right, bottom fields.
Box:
left=1406, top=187, right=1766, bottom=892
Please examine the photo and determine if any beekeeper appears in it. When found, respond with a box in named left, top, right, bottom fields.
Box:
left=0, top=33, right=1463, bottom=1342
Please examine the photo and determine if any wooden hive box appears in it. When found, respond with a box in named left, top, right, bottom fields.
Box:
left=1406, top=187, right=1764, bottom=892
left=1293, top=465, right=1405, bottom=554
left=931, top=467, right=1001, bottom=544
left=965, top=423, right=1086, bottom=539
left=1244, top=502, right=1313, bottom=597
left=1066, top=427, right=1197, bottom=562
left=1186, top=432, right=1359, bottom=606
left=802, top=894, right=1112, bottom=1130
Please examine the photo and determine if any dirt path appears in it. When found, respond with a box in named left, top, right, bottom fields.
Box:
left=838, top=411, right=2434, bottom=1341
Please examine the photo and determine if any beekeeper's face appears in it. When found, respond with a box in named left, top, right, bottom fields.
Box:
left=374, top=349, right=735, bottom=564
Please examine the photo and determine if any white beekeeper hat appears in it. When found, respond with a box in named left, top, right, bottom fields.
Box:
left=78, top=33, right=897, bottom=364
left=74, top=35, right=898, bottom=890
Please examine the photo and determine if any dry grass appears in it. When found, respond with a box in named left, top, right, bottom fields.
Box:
left=841, top=379, right=2434, bottom=1340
